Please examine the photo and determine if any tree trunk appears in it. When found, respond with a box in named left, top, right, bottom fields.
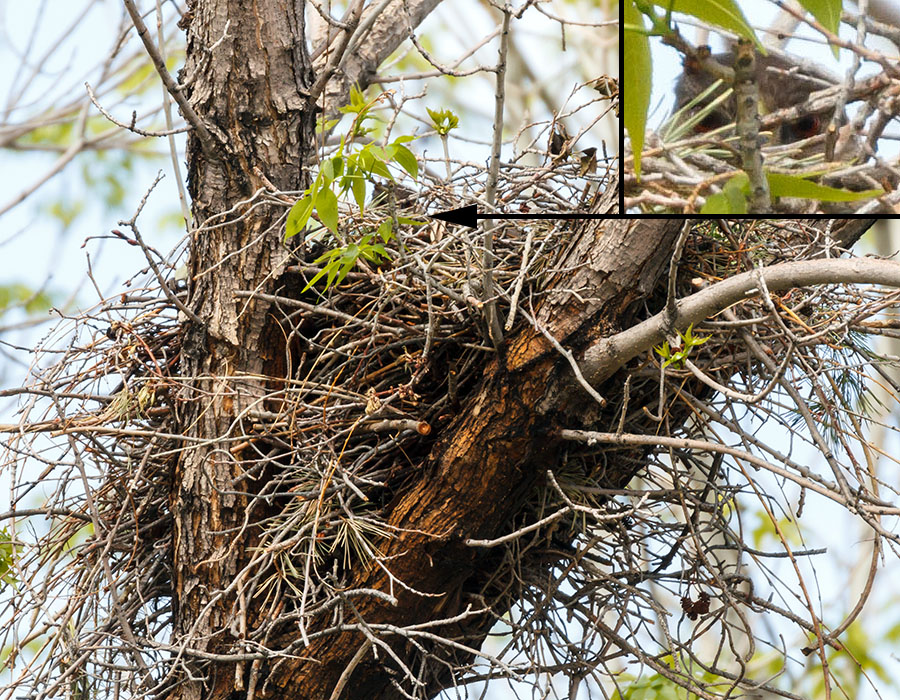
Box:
left=171, top=2, right=316, bottom=698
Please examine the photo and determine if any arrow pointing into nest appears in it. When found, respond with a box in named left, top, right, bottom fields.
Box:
left=430, top=204, right=603, bottom=230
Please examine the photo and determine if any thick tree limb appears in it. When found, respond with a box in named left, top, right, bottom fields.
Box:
left=583, top=254, right=897, bottom=386
left=313, top=0, right=444, bottom=117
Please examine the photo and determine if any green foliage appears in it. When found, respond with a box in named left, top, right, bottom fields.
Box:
left=624, top=0, right=652, bottom=180
left=808, top=621, right=892, bottom=697
left=750, top=509, right=801, bottom=548
left=654, top=323, right=709, bottom=369
left=613, top=659, right=729, bottom=699
left=81, top=151, right=138, bottom=210
left=43, top=199, right=85, bottom=230
left=426, top=107, right=459, bottom=136
left=285, top=88, right=420, bottom=242
left=116, top=51, right=184, bottom=97
left=286, top=89, right=428, bottom=292
left=302, top=230, right=390, bottom=293
left=613, top=673, right=682, bottom=700
left=700, top=173, right=749, bottom=214
left=0, top=283, right=53, bottom=315
left=701, top=171, right=882, bottom=214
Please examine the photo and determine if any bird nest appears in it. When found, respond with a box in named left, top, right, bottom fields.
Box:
left=3, top=171, right=898, bottom=696
left=624, top=60, right=900, bottom=214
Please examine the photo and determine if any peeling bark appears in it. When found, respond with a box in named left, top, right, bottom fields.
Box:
left=170, top=2, right=316, bottom=698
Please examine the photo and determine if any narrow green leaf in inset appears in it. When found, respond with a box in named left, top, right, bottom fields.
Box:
left=767, top=172, right=882, bottom=202
left=624, top=0, right=652, bottom=181
left=652, top=0, right=759, bottom=47
left=797, top=0, right=841, bottom=57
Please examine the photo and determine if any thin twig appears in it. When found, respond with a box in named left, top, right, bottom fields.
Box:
left=122, top=0, right=219, bottom=156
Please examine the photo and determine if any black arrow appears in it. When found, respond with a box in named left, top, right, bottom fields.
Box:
left=430, top=204, right=603, bottom=229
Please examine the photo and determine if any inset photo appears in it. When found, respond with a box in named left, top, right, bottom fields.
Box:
left=623, top=0, right=899, bottom=214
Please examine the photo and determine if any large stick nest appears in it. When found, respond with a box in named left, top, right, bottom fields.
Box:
left=3, top=176, right=899, bottom=697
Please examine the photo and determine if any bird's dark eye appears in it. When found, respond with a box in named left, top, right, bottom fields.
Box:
left=781, top=115, right=821, bottom=142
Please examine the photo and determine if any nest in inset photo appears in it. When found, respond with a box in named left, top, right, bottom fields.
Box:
left=624, top=46, right=900, bottom=215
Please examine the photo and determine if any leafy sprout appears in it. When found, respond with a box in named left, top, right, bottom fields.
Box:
left=654, top=323, right=709, bottom=369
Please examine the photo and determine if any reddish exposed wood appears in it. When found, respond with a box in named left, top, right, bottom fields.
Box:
left=260, top=214, right=687, bottom=698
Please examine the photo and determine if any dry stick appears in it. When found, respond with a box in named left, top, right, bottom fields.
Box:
left=682, top=341, right=792, bottom=404
left=523, top=303, right=607, bottom=407
left=308, top=0, right=366, bottom=102
left=481, top=4, right=512, bottom=351
left=583, top=257, right=900, bottom=387
left=504, top=224, right=534, bottom=331
left=822, top=386, right=881, bottom=645
left=119, top=173, right=204, bottom=326
left=84, top=82, right=191, bottom=137
left=328, top=639, right=373, bottom=700
left=50, top=397, right=154, bottom=686
left=122, top=0, right=218, bottom=156
left=555, top=429, right=899, bottom=523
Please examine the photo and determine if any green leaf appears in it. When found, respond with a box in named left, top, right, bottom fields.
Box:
left=652, top=0, right=759, bottom=47
left=322, top=155, right=343, bottom=182
left=798, top=0, right=841, bottom=57
left=358, top=149, right=393, bottom=180
left=767, top=172, right=882, bottom=202
left=391, top=144, right=418, bottom=179
left=362, top=242, right=387, bottom=261
left=317, top=185, right=339, bottom=233
left=701, top=173, right=749, bottom=214
left=397, top=216, right=427, bottom=226
left=426, top=107, right=459, bottom=135
left=336, top=245, right=360, bottom=285
left=376, top=219, right=392, bottom=243
left=0, top=528, right=20, bottom=586
left=351, top=176, right=367, bottom=212
left=624, top=0, right=652, bottom=181
left=302, top=265, right=331, bottom=293
left=285, top=195, right=314, bottom=240
left=367, top=145, right=388, bottom=162
left=316, top=116, right=341, bottom=134
left=340, top=84, right=369, bottom=114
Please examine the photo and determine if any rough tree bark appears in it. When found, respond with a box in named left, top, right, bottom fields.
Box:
left=171, top=2, right=316, bottom=698
left=167, top=2, right=874, bottom=699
